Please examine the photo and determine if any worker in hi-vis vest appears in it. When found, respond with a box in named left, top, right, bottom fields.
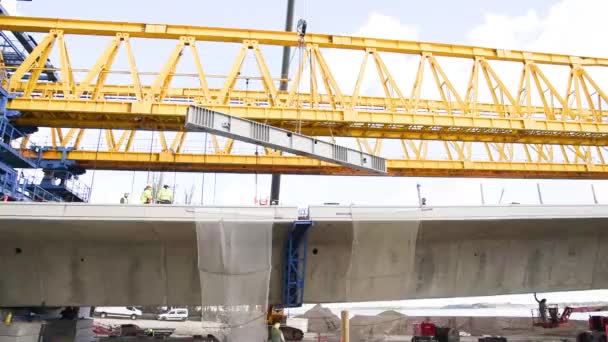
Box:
left=270, top=322, right=285, bottom=342
left=156, top=184, right=173, bottom=204
left=120, top=193, right=129, bottom=204
left=140, top=185, right=153, bottom=204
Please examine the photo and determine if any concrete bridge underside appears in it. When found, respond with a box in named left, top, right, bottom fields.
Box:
left=1, top=203, right=607, bottom=306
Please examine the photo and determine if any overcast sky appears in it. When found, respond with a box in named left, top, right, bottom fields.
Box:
left=6, top=0, right=608, bottom=306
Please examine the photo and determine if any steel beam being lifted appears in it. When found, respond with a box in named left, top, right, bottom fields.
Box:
left=185, top=106, right=387, bottom=174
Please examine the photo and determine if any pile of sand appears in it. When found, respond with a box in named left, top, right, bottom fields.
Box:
left=296, top=304, right=341, bottom=333
left=297, top=304, right=589, bottom=340
left=378, top=310, right=406, bottom=317
left=351, top=312, right=409, bottom=341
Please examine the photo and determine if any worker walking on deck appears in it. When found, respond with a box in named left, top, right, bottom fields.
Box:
left=140, top=185, right=153, bottom=204
left=270, top=322, right=285, bottom=342
left=120, top=193, right=129, bottom=204
left=534, top=293, right=548, bottom=322
left=157, top=184, right=173, bottom=204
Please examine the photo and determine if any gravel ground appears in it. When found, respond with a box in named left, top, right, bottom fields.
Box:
left=94, top=318, right=575, bottom=342
left=95, top=317, right=325, bottom=341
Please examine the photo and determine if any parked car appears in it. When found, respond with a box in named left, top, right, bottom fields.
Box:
left=94, top=307, right=142, bottom=320
left=157, top=308, right=189, bottom=321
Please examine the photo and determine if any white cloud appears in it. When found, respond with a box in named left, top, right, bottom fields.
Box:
left=467, top=10, right=543, bottom=51
left=536, top=0, right=608, bottom=56
left=354, top=12, right=418, bottom=40
left=464, top=0, right=608, bottom=113
left=467, top=0, right=608, bottom=57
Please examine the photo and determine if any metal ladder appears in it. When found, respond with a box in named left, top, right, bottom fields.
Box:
left=282, top=219, right=314, bottom=307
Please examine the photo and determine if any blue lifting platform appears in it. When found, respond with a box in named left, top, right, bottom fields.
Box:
left=34, top=148, right=89, bottom=202
left=0, top=163, right=61, bottom=202
left=36, top=169, right=90, bottom=202
left=282, top=219, right=314, bottom=308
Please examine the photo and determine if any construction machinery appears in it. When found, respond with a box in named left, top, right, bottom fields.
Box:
left=577, top=316, right=608, bottom=342
left=532, top=305, right=608, bottom=329
left=412, top=322, right=460, bottom=342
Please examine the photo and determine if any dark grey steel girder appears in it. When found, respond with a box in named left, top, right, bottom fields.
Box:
left=185, top=106, right=387, bottom=174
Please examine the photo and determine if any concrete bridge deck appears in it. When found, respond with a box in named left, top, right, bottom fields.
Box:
left=1, top=203, right=607, bottom=306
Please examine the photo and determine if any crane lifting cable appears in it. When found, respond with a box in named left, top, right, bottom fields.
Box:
left=185, top=105, right=387, bottom=174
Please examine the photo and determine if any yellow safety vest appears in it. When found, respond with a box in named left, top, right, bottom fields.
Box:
left=140, top=189, right=153, bottom=204
left=157, top=188, right=173, bottom=202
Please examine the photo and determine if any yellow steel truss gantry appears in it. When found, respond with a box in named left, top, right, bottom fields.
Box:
left=23, top=126, right=608, bottom=178
left=4, top=16, right=608, bottom=178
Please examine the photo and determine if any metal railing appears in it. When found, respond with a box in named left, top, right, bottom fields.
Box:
left=28, top=172, right=90, bottom=202
left=63, top=176, right=91, bottom=202
left=297, top=207, right=309, bottom=220
left=0, top=171, right=62, bottom=202
left=0, top=117, right=30, bottom=161
left=18, top=175, right=62, bottom=202
left=0, top=167, right=17, bottom=197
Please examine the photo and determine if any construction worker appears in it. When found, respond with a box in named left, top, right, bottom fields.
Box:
left=534, top=293, right=548, bottom=322
left=270, top=322, right=285, bottom=342
left=157, top=184, right=173, bottom=204
left=120, top=193, right=129, bottom=204
left=140, top=185, right=153, bottom=204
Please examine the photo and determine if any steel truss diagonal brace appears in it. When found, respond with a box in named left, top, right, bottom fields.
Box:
left=185, top=106, right=387, bottom=174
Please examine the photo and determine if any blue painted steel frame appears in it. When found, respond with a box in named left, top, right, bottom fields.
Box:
left=283, top=220, right=314, bottom=308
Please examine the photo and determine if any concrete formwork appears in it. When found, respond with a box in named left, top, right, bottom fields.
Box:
left=0, top=203, right=607, bottom=306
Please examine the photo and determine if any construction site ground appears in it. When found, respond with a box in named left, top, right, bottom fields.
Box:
left=93, top=317, right=586, bottom=341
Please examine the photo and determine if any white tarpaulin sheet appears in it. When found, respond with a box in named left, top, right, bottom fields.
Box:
left=196, top=219, right=273, bottom=341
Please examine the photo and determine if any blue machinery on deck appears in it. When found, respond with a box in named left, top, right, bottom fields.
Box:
left=0, top=113, right=62, bottom=201
left=0, top=89, right=88, bottom=202
left=283, top=219, right=314, bottom=307
left=0, top=8, right=85, bottom=202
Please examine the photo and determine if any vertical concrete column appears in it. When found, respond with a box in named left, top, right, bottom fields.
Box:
left=78, top=307, right=91, bottom=319
left=341, top=310, right=349, bottom=342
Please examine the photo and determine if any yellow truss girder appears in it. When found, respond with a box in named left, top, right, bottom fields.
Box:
left=5, top=22, right=608, bottom=146
left=26, top=145, right=608, bottom=179
left=9, top=96, right=608, bottom=144
left=1, top=15, right=607, bottom=66
left=28, top=127, right=608, bottom=179
left=5, top=16, right=608, bottom=178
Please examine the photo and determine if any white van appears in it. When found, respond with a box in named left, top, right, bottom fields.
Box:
left=157, top=308, right=188, bottom=321
left=94, top=307, right=142, bottom=320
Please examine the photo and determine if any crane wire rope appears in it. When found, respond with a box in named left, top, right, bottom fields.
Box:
left=172, top=159, right=177, bottom=204
left=247, top=76, right=261, bottom=205
left=87, top=128, right=103, bottom=201
left=129, top=169, right=135, bottom=202
left=201, top=131, right=208, bottom=205
left=295, top=40, right=304, bottom=134
left=213, top=171, right=217, bottom=205
left=146, top=131, right=155, bottom=184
